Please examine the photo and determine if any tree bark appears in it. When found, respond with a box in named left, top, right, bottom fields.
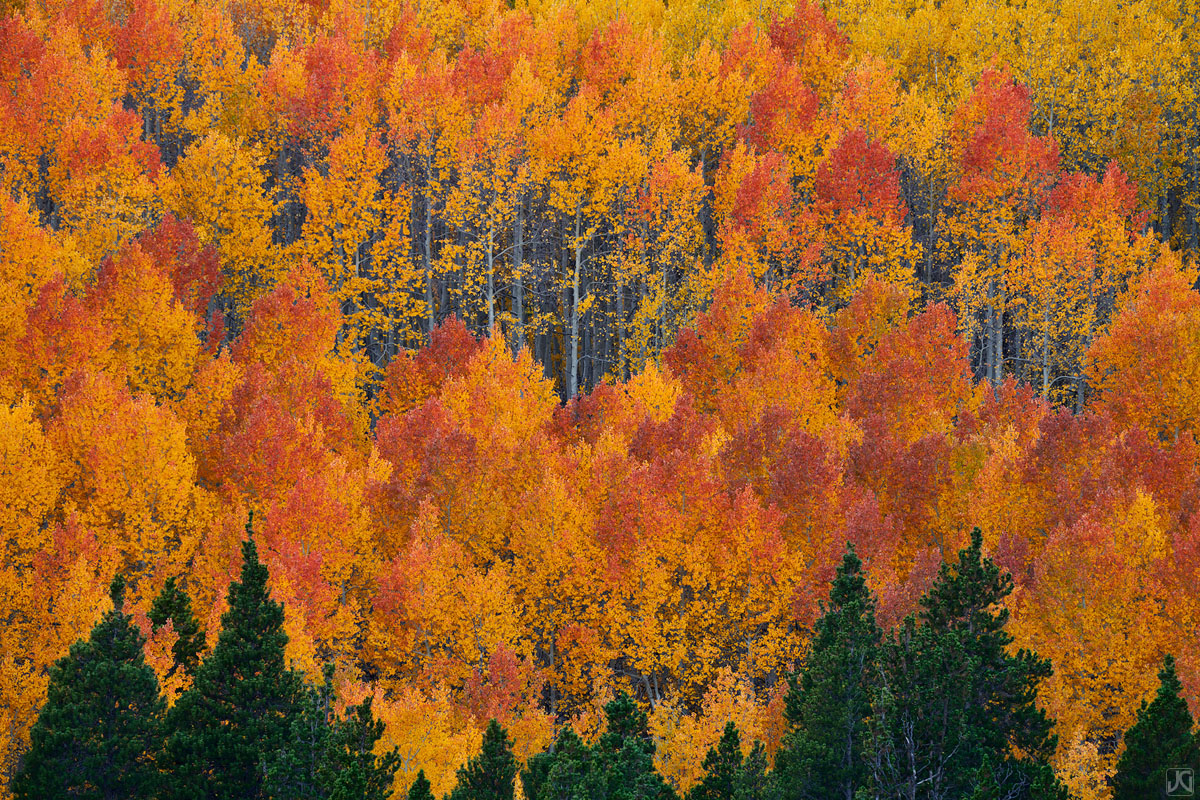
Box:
left=569, top=207, right=583, bottom=398
left=514, top=200, right=524, bottom=341
left=486, top=226, right=495, bottom=331
left=423, top=187, right=435, bottom=335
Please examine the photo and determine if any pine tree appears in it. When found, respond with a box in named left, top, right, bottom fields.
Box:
left=775, top=544, right=880, bottom=800
left=521, top=695, right=675, bottom=800
left=264, top=666, right=336, bottom=800
left=12, top=575, right=166, bottom=800
left=595, top=693, right=651, bottom=757
left=323, top=696, right=403, bottom=800
left=266, top=661, right=401, bottom=800
left=868, top=529, right=1067, bottom=800
left=149, top=576, right=206, bottom=679
left=736, top=742, right=770, bottom=800
left=165, top=520, right=305, bottom=800
left=1111, top=655, right=1200, bottom=800
left=521, top=740, right=555, bottom=800
left=521, top=725, right=590, bottom=800
left=587, top=692, right=675, bottom=800
left=408, top=770, right=435, bottom=800
left=448, top=719, right=518, bottom=800
left=688, top=722, right=743, bottom=800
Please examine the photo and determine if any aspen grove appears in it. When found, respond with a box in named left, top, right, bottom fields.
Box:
left=3, top=0, right=1200, bottom=795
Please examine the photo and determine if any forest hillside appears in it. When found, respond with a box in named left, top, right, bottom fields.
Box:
left=2, top=0, right=1200, bottom=795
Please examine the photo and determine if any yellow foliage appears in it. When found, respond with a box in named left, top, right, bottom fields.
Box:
left=179, top=4, right=270, bottom=141
left=1087, top=252, right=1200, bottom=440
left=95, top=244, right=201, bottom=402
left=650, top=668, right=768, bottom=791
left=0, top=196, right=88, bottom=405
left=1011, top=490, right=1176, bottom=794
left=0, top=400, right=59, bottom=573
left=299, top=126, right=428, bottom=352
left=165, top=132, right=280, bottom=317
left=374, top=681, right=483, bottom=796
left=49, top=372, right=212, bottom=597
left=45, top=114, right=162, bottom=263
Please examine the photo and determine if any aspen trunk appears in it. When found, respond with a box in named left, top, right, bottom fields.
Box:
left=423, top=189, right=434, bottom=335
left=559, top=220, right=569, bottom=392
left=639, top=281, right=648, bottom=364
left=569, top=208, right=583, bottom=398
left=1191, top=143, right=1199, bottom=252
left=1076, top=330, right=1090, bottom=413
left=514, top=201, right=524, bottom=339
left=986, top=279, right=1004, bottom=385
left=616, top=282, right=625, bottom=380
left=486, top=226, right=495, bottom=331
left=1041, top=309, right=1051, bottom=399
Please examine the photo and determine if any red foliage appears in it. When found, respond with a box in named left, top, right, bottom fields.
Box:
left=841, top=485, right=898, bottom=569
left=551, top=382, right=622, bottom=446
left=378, top=317, right=484, bottom=417
left=720, top=404, right=800, bottom=497
left=628, top=392, right=714, bottom=466
left=767, top=427, right=842, bottom=517
left=454, top=46, right=514, bottom=109
left=137, top=215, right=222, bottom=323
left=844, top=303, right=972, bottom=440
left=113, top=0, right=183, bottom=88
left=14, top=275, right=112, bottom=411
left=371, top=398, right=478, bottom=547
left=61, top=107, right=162, bottom=181
left=205, top=360, right=359, bottom=502
left=813, top=128, right=906, bottom=224
left=950, top=69, right=1059, bottom=207
left=850, top=415, right=956, bottom=554
left=1019, top=410, right=1121, bottom=532
left=268, top=33, right=383, bottom=143
left=1047, top=160, right=1146, bottom=231
left=231, top=264, right=340, bottom=368
left=739, top=66, right=819, bottom=153
left=29, top=515, right=110, bottom=595
left=0, top=15, right=44, bottom=88
left=579, top=18, right=641, bottom=99
left=381, top=9, right=434, bottom=63
left=261, top=470, right=352, bottom=621
left=662, top=282, right=753, bottom=390
left=875, top=546, right=941, bottom=630
left=765, top=2, right=848, bottom=66
left=463, top=644, right=542, bottom=725
left=959, top=377, right=1047, bottom=447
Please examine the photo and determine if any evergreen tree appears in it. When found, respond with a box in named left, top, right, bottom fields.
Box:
left=521, top=694, right=675, bottom=800
left=165, top=520, right=305, bottom=800
left=687, top=722, right=742, bottom=800
left=408, top=771, right=435, bottom=800
left=867, top=529, right=1067, bottom=800
left=12, top=575, right=165, bottom=800
left=264, top=666, right=337, bottom=800
left=775, top=545, right=880, bottom=800
left=521, top=726, right=590, bottom=800
left=521, top=741, right=555, bottom=800
left=323, top=697, right=402, bottom=800
left=735, top=742, right=770, bottom=800
left=585, top=692, right=675, bottom=800
left=448, top=719, right=518, bottom=800
left=266, top=662, right=402, bottom=800
left=149, top=576, right=206, bottom=679
left=1111, top=655, right=1200, bottom=800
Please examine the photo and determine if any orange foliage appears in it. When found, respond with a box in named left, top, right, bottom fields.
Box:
left=2, top=3, right=1200, bottom=797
